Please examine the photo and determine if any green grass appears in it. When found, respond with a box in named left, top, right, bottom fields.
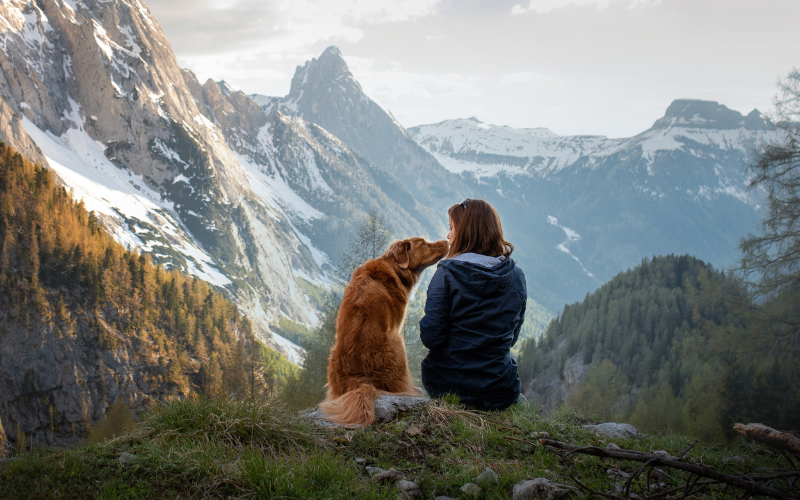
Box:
left=1, top=397, right=796, bottom=499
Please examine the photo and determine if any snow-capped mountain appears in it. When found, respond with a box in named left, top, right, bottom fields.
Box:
left=252, top=46, right=466, bottom=212
left=0, top=0, right=327, bottom=361
left=410, top=100, right=774, bottom=310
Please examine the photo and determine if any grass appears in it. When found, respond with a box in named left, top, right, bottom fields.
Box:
left=1, top=396, right=796, bottom=499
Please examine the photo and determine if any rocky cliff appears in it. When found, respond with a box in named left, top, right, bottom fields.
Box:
left=0, top=0, right=328, bottom=359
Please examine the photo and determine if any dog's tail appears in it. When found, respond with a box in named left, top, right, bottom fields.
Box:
left=319, top=384, right=381, bottom=428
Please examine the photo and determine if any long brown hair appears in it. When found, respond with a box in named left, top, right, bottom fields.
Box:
left=447, top=198, right=513, bottom=258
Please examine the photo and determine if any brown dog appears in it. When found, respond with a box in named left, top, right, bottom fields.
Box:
left=319, top=237, right=449, bottom=427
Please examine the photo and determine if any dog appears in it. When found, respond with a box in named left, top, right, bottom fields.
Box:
left=319, top=237, right=449, bottom=427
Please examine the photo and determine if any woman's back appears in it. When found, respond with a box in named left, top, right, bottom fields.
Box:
left=420, top=252, right=527, bottom=410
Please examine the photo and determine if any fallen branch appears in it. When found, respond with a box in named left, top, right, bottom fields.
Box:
left=540, top=438, right=800, bottom=500
left=735, top=423, right=800, bottom=456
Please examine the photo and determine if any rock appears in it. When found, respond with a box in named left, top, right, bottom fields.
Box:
left=373, top=396, right=430, bottom=423
left=460, top=482, right=482, bottom=497
left=476, top=467, right=499, bottom=485
left=119, top=452, right=137, bottom=465
left=372, top=468, right=404, bottom=483
left=397, top=480, right=422, bottom=499
left=406, top=425, right=425, bottom=437
left=529, top=431, right=550, bottom=439
left=355, top=457, right=366, bottom=466
left=512, top=478, right=572, bottom=500
left=606, top=443, right=621, bottom=450
left=365, top=466, right=386, bottom=477
left=302, top=395, right=430, bottom=428
left=582, top=422, right=641, bottom=439
left=652, top=450, right=673, bottom=460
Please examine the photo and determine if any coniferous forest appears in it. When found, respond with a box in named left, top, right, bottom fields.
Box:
left=0, top=143, right=293, bottom=446
left=517, top=254, right=800, bottom=441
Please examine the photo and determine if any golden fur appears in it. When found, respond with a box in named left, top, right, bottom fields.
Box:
left=319, top=237, right=448, bottom=427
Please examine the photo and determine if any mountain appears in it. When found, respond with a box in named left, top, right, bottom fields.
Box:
left=0, top=0, right=334, bottom=361
left=252, top=46, right=467, bottom=212
left=199, top=77, right=442, bottom=262
left=0, top=143, right=289, bottom=447
left=516, top=254, right=800, bottom=439
left=410, top=100, right=774, bottom=310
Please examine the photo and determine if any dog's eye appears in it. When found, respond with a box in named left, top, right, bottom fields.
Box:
left=421, top=241, right=426, bottom=246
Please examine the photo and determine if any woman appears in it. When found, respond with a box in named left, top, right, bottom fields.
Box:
left=419, top=198, right=527, bottom=410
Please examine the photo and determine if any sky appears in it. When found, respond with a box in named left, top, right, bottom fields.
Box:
left=145, top=0, right=800, bottom=138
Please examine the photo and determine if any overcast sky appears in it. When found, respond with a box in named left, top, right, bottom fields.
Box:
left=145, top=0, right=799, bottom=138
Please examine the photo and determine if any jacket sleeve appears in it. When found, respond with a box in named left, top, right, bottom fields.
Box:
left=419, top=266, right=451, bottom=350
left=512, top=296, right=527, bottom=347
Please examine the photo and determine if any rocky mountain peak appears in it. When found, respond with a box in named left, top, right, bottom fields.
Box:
left=287, top=45, right=356, bottom=100
left=652, top=99, right=769, bottom=131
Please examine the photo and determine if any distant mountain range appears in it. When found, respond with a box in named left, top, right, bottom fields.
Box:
left=0, top=0, right=774, bottom=358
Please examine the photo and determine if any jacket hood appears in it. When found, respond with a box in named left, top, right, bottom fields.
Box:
left=439, top=254, right=516, bottom=297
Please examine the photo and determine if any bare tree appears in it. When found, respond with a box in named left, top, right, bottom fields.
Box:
left=338, top=207, right=393, bottom=281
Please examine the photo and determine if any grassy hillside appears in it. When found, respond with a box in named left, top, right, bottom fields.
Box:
left=1, top=397, right=797, bottom=499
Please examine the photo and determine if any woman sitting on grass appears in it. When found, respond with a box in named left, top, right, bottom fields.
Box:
left=419, top=198, right=527, bottom=410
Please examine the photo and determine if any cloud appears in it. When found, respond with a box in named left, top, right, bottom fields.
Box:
left=511, top=0, right=659, bottom=15
left=147, top=0, right=442, bottom=55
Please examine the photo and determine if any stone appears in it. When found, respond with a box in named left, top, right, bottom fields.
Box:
left=476, top=467, right=499, bottom=485
left=606, top=443, right=621, bottom=450
left=372, top=468, right=404, bottom=483
left=652, top=450, right=673, bottom=460
left=303, top=395, right=430, bottom=428
left=397, top=480, right=422, bottom=500
left=355, top=457, right=366, bottom=466
left=529, top=431, right=550, bottom=439
left=582, top=422, right=641, bottom=439
left=365, top=466, right=386, bottom=477
left=512, top=478, right=572, bottom=500
left=373, top=396, right=430, bottom=423
left=460, top=482, right=482, bottom=498
left=119, top=452, right=138, bottom=465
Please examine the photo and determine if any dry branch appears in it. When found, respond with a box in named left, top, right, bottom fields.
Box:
left=735, top=423, right=800, bottom=456
left=540, top=438, right=800, bottom=500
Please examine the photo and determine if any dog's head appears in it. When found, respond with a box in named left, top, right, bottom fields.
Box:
left=385, top=237, right=449, bottom=273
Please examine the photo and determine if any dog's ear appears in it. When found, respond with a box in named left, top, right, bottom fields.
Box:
left=392, top=240, right=411, bottom=269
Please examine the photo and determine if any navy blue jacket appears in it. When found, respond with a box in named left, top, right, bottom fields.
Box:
left=419, top=253, right=527, bottom=410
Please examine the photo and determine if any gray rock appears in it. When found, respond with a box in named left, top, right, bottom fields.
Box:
left=397, top=480, right=422, bottom=500
left=355, top=457, right=366, bottom=466
left=606, top=443, right=621, bottom=450
left=372, top=468, right=404, bottom=483
left=303, top=395, right=430, bottom=428
left=119, top=452, right=138, bottom=465
left=652, top=450, right=673, bottom=460
left=476, top=467, right=499, bottom=485
left=365, top=466, right=386, bottom=477
left=373, top=395, right=430, bottom=423
left=512, top=478, right=572, bottom=500
left=582, top=422, right=641, bottom=439
left=460, top=482, right=482, bottom=498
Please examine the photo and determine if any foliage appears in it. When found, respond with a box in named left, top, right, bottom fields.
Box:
left=337, top=207, right=392, bottom=280
left=86, top=399, right=137, bottom=446
left=1, top=397, right=795, bottom=499
left=0, top=143, right=281, bottom=449
left=518, top=253, right=800, bottom=440
left=280, top=292, right=341, bottom=410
